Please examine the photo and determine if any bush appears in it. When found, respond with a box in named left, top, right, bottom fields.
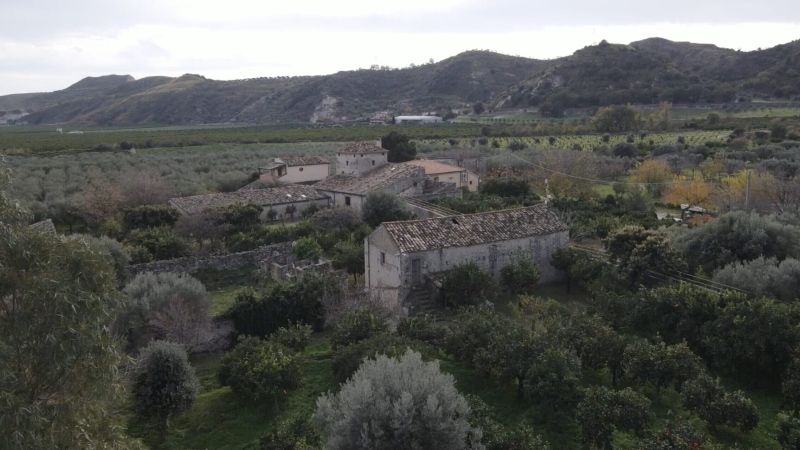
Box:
left=397, top=314, right=450, bottom=347
left=330, top=308, right=388, bottom=350
left=260, top=417, right=319, bottom=450
left=269, top=324, right=313, bottom=352
left=501, top=257, right=540, bottom=295
left=125, top=226, right=188, bottom=262
left=331, top=333, right=429, bottom=382
left=522, top=346, right=582, bottom=413
left=382, top=131, right=417, bottom=162
left=123, top=204, right=180, bottom=230
left=216, top=204, right=261, bottom=231
left=682, top=374, right=759, bottom=432
left=120, top=272, right=211, bottom=351
left=314, top=350, right=481, bottom=449
left=362, top=191, right=413, bottom=228
left=480, top=178, right=529, bottom=197
left=292, top=236, right=322, bottom=260
left=218, top=336, right=301, bottom=402
left=439, top=262, right=496, bottom=307
left=713, top=257, right=800, bottom=302
left=130, top=341, right=198, bottom=441
left=577, top=386, right=651, bottom=449
left=69, top=234, right=130, bottom=284
left=226, top=274, right=329, bottom=337
left=776, top=412, right=800, bottom=450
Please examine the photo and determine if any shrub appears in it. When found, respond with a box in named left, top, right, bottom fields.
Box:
left=713, top=257, right=800, bottom=302
left=682, top=374, right=759, bottom=432
left=125, top=226, right=188, bottom=262
left=292, top=236, right=322, bottom=260
left=522, top=346, right=582, bottom=413
left=260, top=417, right=319, bottom=450
left=776, top=412, right=800, bottom=450
left=123, top=204, right=180, bottom=230
left=362, top=191, right=413, bottom=227
left=331, top=333, right=429, bottom=382
left=382, top=131, right=417, bottom=162
left=480, top=178, right=529, bottom=197
left=577, top=386, right=651, bottom=449
left=130, top=341, right=198, bottom=441
left=120, top=272, right=211, bottom=351
left=226, top=275, right=329, bottom=337
left=216, top=204, right=261, bottom=230
left=218, top=336, right=301, bottom=402
left=270, top=324, right=313, bottom=352
left=314, top=350, right=481, bottom=449
left=501, top=257, right=540, bottom=295
left=397, top=314, right=450, bottom=347
left=69, top=234, right=130, bottom=284
left=439, top=262, right=496, bottom=307
left=330, top=308, right=389, bottom=350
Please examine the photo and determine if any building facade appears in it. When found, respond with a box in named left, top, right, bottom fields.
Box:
left=405, top=159, right=480, bottom=192
left=335, top=141, right=388, bottom=176
left=259, top=155, right=330, bottom=184
left=365, top=204, right=569, bottom=307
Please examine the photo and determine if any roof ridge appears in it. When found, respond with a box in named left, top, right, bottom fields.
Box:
left=382, top=202, right=547, bottom=225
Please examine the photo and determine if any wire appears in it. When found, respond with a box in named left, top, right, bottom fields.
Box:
left=506, top=152, right=704, bottom=187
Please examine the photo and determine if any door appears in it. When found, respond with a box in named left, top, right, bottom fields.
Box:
left=411, top=258, right=421, bottom=285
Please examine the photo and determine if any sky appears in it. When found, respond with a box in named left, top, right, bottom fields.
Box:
left=1, top=0, right=799, bottom=96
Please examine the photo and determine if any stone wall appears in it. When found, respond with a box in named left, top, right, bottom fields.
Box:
left=128, top=242, right=293, bottom=276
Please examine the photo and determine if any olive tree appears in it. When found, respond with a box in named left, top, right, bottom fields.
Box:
left=314, top=350, right=482, bottom=449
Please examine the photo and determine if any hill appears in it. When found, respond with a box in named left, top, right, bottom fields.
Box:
left=498, top=38, right=800, bottom=115
left=2, top=38, right=799, bottom=125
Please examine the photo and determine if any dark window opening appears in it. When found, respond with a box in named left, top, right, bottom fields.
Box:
left=299, top=167, right=304, bottom=172
left=345, top=196, right=351, bottom=206
left=380, top=252, right=386, bottom=264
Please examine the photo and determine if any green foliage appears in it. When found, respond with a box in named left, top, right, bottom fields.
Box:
left=0, top=214, right=133, bottom=448
left=292, top=236, right=322, bottom=260
left=226, top=274, right=330, bottom=337
left=681, top=374, right=759, bottom=432
left=671, top=211, right=800, bottom=273
left=439, top=262, right=496, bottom=307
left=330, top=308, right=389, bottom=350
left=69, top=233, right=131, bottom=284
left=467, top=396, right=550, bottom=450
left=123, top=204, right=180, bottom=230
left=269, top=324, right=313, bottom=352
left=310, top=207, right=363, bottom=235
left=382, top=131, right=417, bottom=162
left=120, top=272, right=211, bottom=351
left=125, top=226, right=189, bottom=262
left=501, top=257, right=540, bottom=295
left=593, top=105, right=642, bottom=133
left=785, top=356, right=800, bottom=414
left=622, top=338, right=703, bottom=394
left=218, top=336, right=301, bottom=402
left=480, top=177, right=530, bottom=197
left=397, top=314, right=450, bottom=348
left=331, top=333, right=429, bottom=382
left=314, top=350, right=481, bottom=450
left=259, top=417, right=319, bottom=450
left=130, top=341, right=199, bottom=441
left=362, top=191, right=413, bottom=227
left=576, top=386, right=652, bottom=449
left=712, top=256, right=800, bottom=301
left=331, top=240, right=364, bottom=276
left=776, top=412, right=800, bottom=450
left=226, top=221, right=314, bottom=252
left=217, top=203, right=262, bottom=231
left=550, top=247, right=604, bottom=293
left=606, top=225, right=686, bottom=285
left=562, top=314, right=626, bottom=385
left=522, top=346, right=583, bottom=413
left=637, top=420, right=710, bottom=450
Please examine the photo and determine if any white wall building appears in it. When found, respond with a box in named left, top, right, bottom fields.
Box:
left=405, top=159, right=480, bottom=192
left=259, top=155, right=330, bottom=184
left=395, top=115, right=443, bottom=124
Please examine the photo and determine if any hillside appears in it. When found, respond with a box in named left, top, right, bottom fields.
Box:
left=499, top=38, right=800, bottom=115
left=2, top=38, right=799, bottom=125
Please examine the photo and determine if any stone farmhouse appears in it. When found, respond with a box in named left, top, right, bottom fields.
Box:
left=364, top=204, right=569, bottom=309
left=259, top=155, right=330, bottom=184
left=405, top=159, right=480, bottom=192
left=169, top=184, right=329, bottom=220
left=314, top=142, right=428, bottom=213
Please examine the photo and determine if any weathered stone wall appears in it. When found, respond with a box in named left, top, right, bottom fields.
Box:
left=128, top=242, right=293, bottom=276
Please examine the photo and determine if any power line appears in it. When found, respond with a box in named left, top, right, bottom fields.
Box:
left=506, top=152, right=703, bottom=187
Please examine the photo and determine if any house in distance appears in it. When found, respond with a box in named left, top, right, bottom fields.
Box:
left=259, top=155, right=330, bottom=184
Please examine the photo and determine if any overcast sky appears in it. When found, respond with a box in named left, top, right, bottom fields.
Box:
left=1, top=0, right=799, bottom=95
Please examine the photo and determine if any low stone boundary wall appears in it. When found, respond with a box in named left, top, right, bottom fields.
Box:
left=128, top=242, right=292, bottom=276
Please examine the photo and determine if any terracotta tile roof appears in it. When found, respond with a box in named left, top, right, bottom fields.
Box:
left=339, top=141, right=388, bottom=154
left=382, top=204, right=568, bottom=253
left=278, top=155, right=330, bottom=166
left=405, top=159, right=466, bottom=175
left=169, top=185, right=328, bottom=215
left=314, top=163, right=423, bottom=195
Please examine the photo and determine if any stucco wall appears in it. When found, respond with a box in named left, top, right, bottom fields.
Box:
left=337, top=151, right=388, bottom=176
left=465, top=171, right=480, bottom=192
left=365, top=227, right=404, bottom=306
left=281, top=164, right=330, bottom=183
left=318, top=190, right=366, bottom=213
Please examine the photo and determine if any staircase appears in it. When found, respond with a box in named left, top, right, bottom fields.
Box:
left=406, top=287, right=441, bottom=316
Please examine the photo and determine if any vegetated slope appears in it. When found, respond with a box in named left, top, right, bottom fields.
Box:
left=3, top=38, right=799, bottom=125
left=498, top=38, right=800, bottom=114
left=0, top=51, right=546, bottom=126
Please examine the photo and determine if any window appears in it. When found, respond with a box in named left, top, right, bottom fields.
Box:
left=372, top=160, right=375, bottom=166
left=345, top=196, right=351, bottom=206
left=380, top=252, right=386, bottom=265
left=413, top=181, right=418, bottom=187
left=299, top=167, right=304, bottom=172
left=346, top=161, right=349, bottom=166
left=434, top=176, right=439, bottom=182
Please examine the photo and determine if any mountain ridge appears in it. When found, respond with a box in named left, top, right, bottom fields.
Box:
left=1, top=38, right=798, bottom=125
